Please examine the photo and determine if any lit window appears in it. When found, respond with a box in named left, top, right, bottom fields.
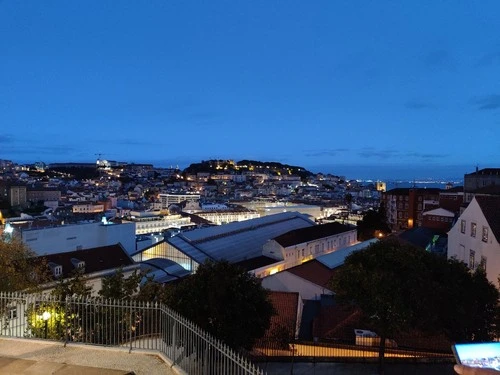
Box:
left=482, top=227, right=489, bottom=243
left=471, top=222, right=476, bottom=237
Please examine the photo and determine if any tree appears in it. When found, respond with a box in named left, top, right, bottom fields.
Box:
left=163, top=260, right=275, bottom=350
left=51, top=268, right=93, bottom=299
left=329, top=238, right=499, bottom=374
left=0, top=235, right=49, bottom=292
left=356, top=207, right=391, bottom=241
left=99, top=267, right=143, bottom=300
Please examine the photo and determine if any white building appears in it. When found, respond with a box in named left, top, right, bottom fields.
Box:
left=259, top=222, right=357, bottom=276
left=123, top=211, right=193, bottom=235
left=158, top=193, right=200, bottom=209
left=194, top=208, right=260, bottom=225
left=447, top=196, right=500, bottom=285
left=72, top=203, right=104, bottom=213
left=22, top=222, right=136, bottom=255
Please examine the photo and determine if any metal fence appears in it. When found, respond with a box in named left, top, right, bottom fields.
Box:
left=0, top=292, right=265, bottom=375
left=251, top=332, right=454, bottom=364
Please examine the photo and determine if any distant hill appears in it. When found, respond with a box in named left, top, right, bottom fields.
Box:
left=183, top=159, right=314, bottom=179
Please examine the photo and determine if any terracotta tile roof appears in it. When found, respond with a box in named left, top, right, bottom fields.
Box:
left=476, top=196, right=500, bottom=243
left=286, top=259, right=337, bottom=289
left=273, top=222, right=354, bottom=248
left=313, top=304, right=363, bottom=340
left=260, top=291, right=299, bottom=342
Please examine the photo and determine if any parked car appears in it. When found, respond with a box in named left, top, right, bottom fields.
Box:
left=354, top=329, right=397, bottom=348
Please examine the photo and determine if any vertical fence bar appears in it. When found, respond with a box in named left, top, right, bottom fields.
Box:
left=0, top=292, right=267, bottom=375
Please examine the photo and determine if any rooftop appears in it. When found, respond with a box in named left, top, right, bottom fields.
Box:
left=273, top=222, right=355, bottom=248
left=167, top=212, right=315, bottom=264
left=475, top=195, right=500, bottom=243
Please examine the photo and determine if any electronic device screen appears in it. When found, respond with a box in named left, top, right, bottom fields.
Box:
left=452, top=342, right=500, bottom=370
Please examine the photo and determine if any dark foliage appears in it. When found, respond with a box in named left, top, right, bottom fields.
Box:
left=163, top=260, right=275, bottom=350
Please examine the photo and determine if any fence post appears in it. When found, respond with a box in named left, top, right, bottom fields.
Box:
left=129, top=299, right=133, bottom=353
left=172, top=321, right=177, bottom=366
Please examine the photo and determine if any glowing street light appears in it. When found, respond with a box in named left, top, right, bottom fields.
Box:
left=42, top=311, right=51, bottom=339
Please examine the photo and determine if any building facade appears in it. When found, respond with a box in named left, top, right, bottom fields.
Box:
left=464, top=168, right=500, bottom=204
left=21, top=222, right=136, bottom=255
left=158, top=193, right=200, bottom=209
left=447, top=196, right=500, bottom=285
left=381, top=188, right=441, bottom=230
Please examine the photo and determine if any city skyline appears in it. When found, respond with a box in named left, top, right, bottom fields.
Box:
left=1, top=1, right=499, bottom=180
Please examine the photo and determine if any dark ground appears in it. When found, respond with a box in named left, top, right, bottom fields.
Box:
left=258, top=362, right=457, bottom=375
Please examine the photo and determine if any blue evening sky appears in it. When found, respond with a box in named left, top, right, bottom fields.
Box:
left=1, top=1, right=499, bottom=180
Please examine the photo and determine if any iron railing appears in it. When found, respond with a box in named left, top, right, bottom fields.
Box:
left=0, top=292, right=265, bottom=375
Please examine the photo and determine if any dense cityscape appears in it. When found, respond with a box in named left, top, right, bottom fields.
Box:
left=2, top=1, right=500, bottom=374
left=1, top=157, right=500, bottom=374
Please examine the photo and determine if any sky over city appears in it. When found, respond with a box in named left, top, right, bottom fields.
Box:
left=1, top=1, right=499, bottom=179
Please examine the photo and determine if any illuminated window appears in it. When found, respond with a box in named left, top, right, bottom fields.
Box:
left=471, top=222, right=476, bottom=237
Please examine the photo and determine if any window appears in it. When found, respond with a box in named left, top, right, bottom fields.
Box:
left=480, top=256, right=487, bottom=271
left=417, top=203, right=422, bottom=210
left=460, top=220, right=466, bottom=234
left=9, top=308, right=17, bottom=320
left=54, top=266, right=62, bottom=277
left=471, top=222, right=476, bottom=237
left=469, top=250, right=475, bottom=269
left=482, top=227, right=489, bottom=242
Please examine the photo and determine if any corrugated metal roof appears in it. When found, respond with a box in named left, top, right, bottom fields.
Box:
left=274, top=222, right=354, bottom=247
left=140, top=257, right=191, bottom=284
left=167, top=212, right=315, bottom=264
left=316, top=239, right=378, bottom=269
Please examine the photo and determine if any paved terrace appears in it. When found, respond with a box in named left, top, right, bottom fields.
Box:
left=0, top=338, right=180, bottom=375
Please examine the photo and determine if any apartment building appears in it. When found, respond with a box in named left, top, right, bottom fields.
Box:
left=381, top=188, right=441, bottom=230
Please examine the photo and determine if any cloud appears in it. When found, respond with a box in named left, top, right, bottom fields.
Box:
left=358, top=148, right=398, bottom=160
left=304, top=149, right=350, bottom=157
left=357, top=148, right=447, bottom=161
left=404, top=100, right=436, bottom=110
left=1, top=144, right=75, bottom=155
left=471, top=95, right=500, bottom=110
left=405, top=152, right=448, bottom=160
left=114, top=139, right=160, bottom=146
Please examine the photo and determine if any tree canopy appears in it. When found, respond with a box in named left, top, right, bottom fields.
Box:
left=356, top=206, right=391, bottom=241
left=329, top=238, right=499, bottom=372
left=0, top=235, right=49, bottom=292
left=99, top=268, right=143, bottom=300
left=162, top=260, right=275, bottom=350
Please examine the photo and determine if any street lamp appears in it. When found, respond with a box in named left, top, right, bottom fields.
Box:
left=42, top=311, right=51, bottom=339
